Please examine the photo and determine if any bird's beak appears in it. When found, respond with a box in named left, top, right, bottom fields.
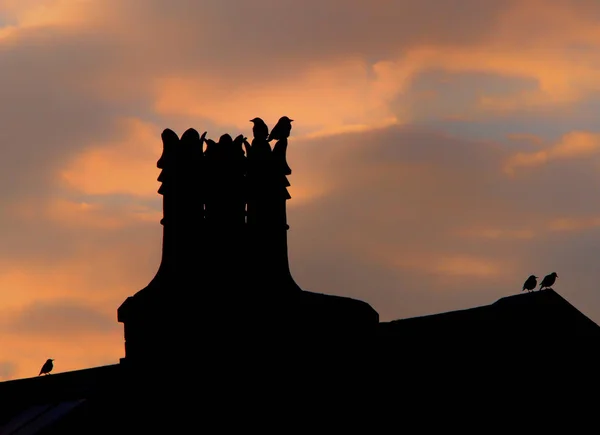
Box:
left=289, top=119, right=294, bottom=122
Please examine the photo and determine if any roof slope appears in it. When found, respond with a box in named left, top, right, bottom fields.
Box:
left=378, top=289, right=600, bottom=340
left=0, top=364, right=123, bottom=433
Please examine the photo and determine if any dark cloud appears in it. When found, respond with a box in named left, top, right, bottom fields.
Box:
left=0, top=27, right=128, bottom=202
left=396, top=70, right=539, bottom=121
left=0, top=196, right=160, bottom=271
left=2, top=299, right=120, bottom=337
left=95, top=0, right=516, bottom=82
left=1, top=0, right=600, bottom=380
left=286, top=125, right=600, bottom=321
left=0, top=361, right=16, bottom=380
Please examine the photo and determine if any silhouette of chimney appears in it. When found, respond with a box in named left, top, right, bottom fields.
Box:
left=117, top=129, right=195, bottom=364
left=117, top=128, right=304, bottom=365
left=117, top=123, right=379, bottom=367
left=245, top=136, right=301, bottom=295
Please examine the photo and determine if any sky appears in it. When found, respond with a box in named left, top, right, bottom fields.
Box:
left=2, top=0, right=600, bottom=380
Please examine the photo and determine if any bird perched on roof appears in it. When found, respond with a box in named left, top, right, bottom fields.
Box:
left=249, top=117, right=269, bottom=141
left=539, top=272, right=558, bottom=291
left=522, top=275, right=538, bottom=293
left=267, top=116, right=293, bottom=142
left=39, top=358, right=54, bottom=376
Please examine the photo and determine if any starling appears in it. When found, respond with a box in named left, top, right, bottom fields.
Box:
left=39, top=358, right=54, bottom=376
left=249, top=117, right=269, bottom=141
left=522, top=275, right=538, bottom=292
left=267, top=116, right=293, bottom=142
left=539, top=272, right=558, bottom=291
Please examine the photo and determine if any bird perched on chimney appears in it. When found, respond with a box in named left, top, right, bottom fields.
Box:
left=522, top=275, right=538, bottom=292
left=267, top=116, right=293, bottom=142
left=249, top=117, right=269, bottom=141
left=539, top=272, right=558, bottom=291
left=39, top=358, right=54, bottom=376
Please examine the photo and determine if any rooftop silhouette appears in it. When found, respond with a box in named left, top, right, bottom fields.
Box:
left=379, top=288, right=600, bottom=340
left=1, top=118, right=600, bottom=432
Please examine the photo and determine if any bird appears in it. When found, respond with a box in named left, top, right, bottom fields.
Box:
left=267, top=116, right=293, bottom=142
left=38, top=358, right=54, bottom=376
left=249, top=117, right=269, bottom=141
left=539, top=272, right=558, bottom=291
left=522, top=275, right=538, bottom=292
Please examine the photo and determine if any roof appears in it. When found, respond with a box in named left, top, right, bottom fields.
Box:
left=0, top=365, right=124, bottom=435
left=1, top=289, right=599, bottom=433
left=378, top=289, right=600, bottom=341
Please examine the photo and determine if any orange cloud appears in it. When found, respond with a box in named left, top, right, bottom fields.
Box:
left=456, top=227, right=536, bottom=240
left=46, top=199, right=127, bottom=230
left=546, top=216, right=600, bottom=232
left=147, top=38, right=600, bottom=138
left=59, top=118, right=163, bottom=197
left=433, top=255, right=504, bottom=278
left=6, top=0, right=600, bottom=381
left=153, top=59, right=406, bottom=138
left=504, top=131, right=600, bottom=175
left=0, top=0, right=102, bottom=29
left=365, top=243, right=511, bottom=282
left=8, top=195, right=161, bottom=231
left=4, top=0, right=600, bottom=138
left=506, top=133, right=546, bottom=147
left=0, top=235, right=156, bottom=312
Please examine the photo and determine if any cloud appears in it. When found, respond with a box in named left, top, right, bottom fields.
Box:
left=286, top=124, right=600, bottom=322
left=0, top=361, right=16, bottom=380
left=1, top=299, right=119, bottom=337
left=59, top=118, right=164, bottom=197
left=504, top=131, right=600, bottom=174
left=152, top=60, right=405, bottom=138
left=4, top=0, right=600, bottom=381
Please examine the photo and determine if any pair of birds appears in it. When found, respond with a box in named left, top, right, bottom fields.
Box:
left=249, top=116, right=293, bottom=142
left=38, top=358, right=54, bottom=376
left=522, top=272, right=558, bottom=292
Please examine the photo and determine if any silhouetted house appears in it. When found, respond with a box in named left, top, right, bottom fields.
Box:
left=380, top=289, right=600, bottom=339
left=2, top=124, right=600, bottom=432
left=379, top=289, right=600, bottom=362
left=2, top=290, right=600, bottom=432
left=0, top=365, right=126, bottom=434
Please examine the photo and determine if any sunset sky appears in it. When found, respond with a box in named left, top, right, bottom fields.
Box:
left=3, top=0, right=600, bottom=380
